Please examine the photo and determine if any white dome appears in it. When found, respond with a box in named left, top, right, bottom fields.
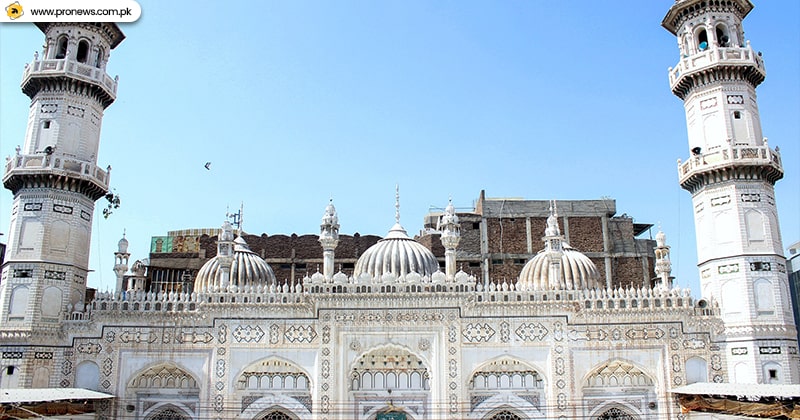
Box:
left=118, top=235, right=129, bottom=253
left=194, top=237, right=276, bottom=292
left=518, top=244, right=601, bottom=291
left=354, top=223, right=440, bottom=280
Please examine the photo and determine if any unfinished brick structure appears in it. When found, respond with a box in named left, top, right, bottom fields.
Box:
left=418, top=191, right=657, bottom=289
left=131, top=190, right=654, bottom=293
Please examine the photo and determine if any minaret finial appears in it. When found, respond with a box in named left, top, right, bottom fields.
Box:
left=395, top=184, right=400, bottom=224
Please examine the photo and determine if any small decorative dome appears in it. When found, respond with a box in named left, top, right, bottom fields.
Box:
left=333, top=271, right=348, bottom=284
left=517, top=200, right=601, bottom=291
left=118, top=233, right=129, bottom=253
left=354, top=223, right=440, bottom=280
left=518, top=244, right=601, bottom=291
left=194, top=236, right=276, bottom=292
left=656, top=229, right=667, bottom=248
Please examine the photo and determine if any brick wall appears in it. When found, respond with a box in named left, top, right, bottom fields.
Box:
left=458, top=214, right=483, bottom=256
left=591, top=257, right=607, bottom=287
left=416, top=233, right=443, bottom=258
left=489, top=261, right=523, bottom=285
left=567, top=217, right=604, bottom=252
left=487, top=218, right=528, bottom=254
left=529, top=217, right=547, bottom=251
left=612, top=257, right=647, bottom=289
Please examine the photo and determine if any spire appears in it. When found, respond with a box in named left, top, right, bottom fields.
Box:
left=653, top=225, right=673, bottom=291
left=320, top=198, right=340, bottom=280
left=395, top=184, right=400, bottom=225
left=545, top=200, right=561, bottom=237
left=439, top=197, right=461, bottom=281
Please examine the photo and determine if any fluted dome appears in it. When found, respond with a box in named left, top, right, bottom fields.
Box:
left=354, top=223, right=440, bottom=279
left=517, top=200, right=601, bottom=291
left=194, top=237, right=276, bottom=292
left=518, top=244, right=601, bottom=291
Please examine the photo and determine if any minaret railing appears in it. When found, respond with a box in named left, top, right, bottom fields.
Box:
left=22, top=57, right=118, bottom=96
left=677, top=143, right=782, bottom=182
left=3, top=152, right=110, bottom=189
left=668, top=43, right=765, bottom=89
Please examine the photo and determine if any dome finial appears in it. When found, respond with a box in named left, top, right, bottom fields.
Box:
left=546, top=200, right=561, bottom=237
left=395, top=184, right=400, bottom=224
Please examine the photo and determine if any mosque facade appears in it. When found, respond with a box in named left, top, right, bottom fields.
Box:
left=0, top=1, right=798, bottom=419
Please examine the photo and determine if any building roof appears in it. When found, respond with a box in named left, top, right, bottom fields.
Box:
left=0, top=388, right=114, bottom=404
left=671, top=382, right=800, bottom=399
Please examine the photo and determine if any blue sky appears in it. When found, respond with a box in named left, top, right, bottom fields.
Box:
left=1, top=1, right=798, bottom=294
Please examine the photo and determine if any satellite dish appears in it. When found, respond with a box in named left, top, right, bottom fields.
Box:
left=699, top=41, right=708, bottom=51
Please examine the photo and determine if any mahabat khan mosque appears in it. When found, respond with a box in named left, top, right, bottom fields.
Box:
left=1, top=1, right=798, bottom=419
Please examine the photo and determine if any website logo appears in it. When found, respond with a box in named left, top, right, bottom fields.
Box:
left=5, top=1, right=23, bottom=19
left=3, top=0, right=140, bottom=22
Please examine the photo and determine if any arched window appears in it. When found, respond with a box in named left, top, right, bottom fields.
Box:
left=745, top=210, right=765, bottom=242
left=697, top=28, right=709, bottom=51
left=55, top=36, right=68, bottom=59
left=715, top=24, right=730, bottom=47
left=75, top=361, right=101, bottom=391
left=754, top=278, right=775, bottom=315
left=76, top=40, right=90, bottom=63
left=8, top=286, right=30, bottom=320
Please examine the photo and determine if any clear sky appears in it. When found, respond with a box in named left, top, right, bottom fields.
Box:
left=1, top=1, right=798, bottom=294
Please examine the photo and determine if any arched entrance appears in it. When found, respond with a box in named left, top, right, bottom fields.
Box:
left=144, top=405, right=191, bottom=420
left=596, top=406, right=637, bottom=420
left=258, top=410, right=296, bottom=420
left=582, top=359, right=653, bottom=420
left=469, top=356, right=545, bottom=418
left=486, top=410, right=523, bottom=420
left=351, top=345, right=429, bottom=420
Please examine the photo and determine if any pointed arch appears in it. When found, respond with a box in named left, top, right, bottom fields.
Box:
left=128, top=362, right=199, bottom=390
left=143, top=404, right=192, bottom=420
left=593, top=405, right=638, bottom=420
left=236, top=394, right=312, bottom=420
left=467, top=393, right=544, bottom=419
left=350, top=344, right=430, bottom=391
left=583, top=359, right=654, bottom=388
left=235, top=356, right=311, bottom=391
left=582, top=359, right=656, bottom=420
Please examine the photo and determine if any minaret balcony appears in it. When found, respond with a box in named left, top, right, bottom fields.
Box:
left=678, top=144, right=783, bottom=191
left=21, top=58, right=118, bottom=104
left=3, top=152, right=110, bottom=199
left=669, top=45, right=765, bottom=96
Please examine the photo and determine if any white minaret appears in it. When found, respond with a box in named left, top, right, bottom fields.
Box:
left=319, top=199, right=340, bottom=281
left=664, top=0, right=798, bottom=384
left=653, top=228, right=673, bottom=292
left=438, top=198, right=460, bottom=281
left=216, top=221, right=235, bottom=291
left=113, top=232, right=130, bottom=292
left=544, top=201, right=565, bottom=290
left=0, top=22, right=124, bottom=354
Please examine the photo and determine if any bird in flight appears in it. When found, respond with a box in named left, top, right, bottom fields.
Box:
left=204, top=162, right=211, bottom=170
